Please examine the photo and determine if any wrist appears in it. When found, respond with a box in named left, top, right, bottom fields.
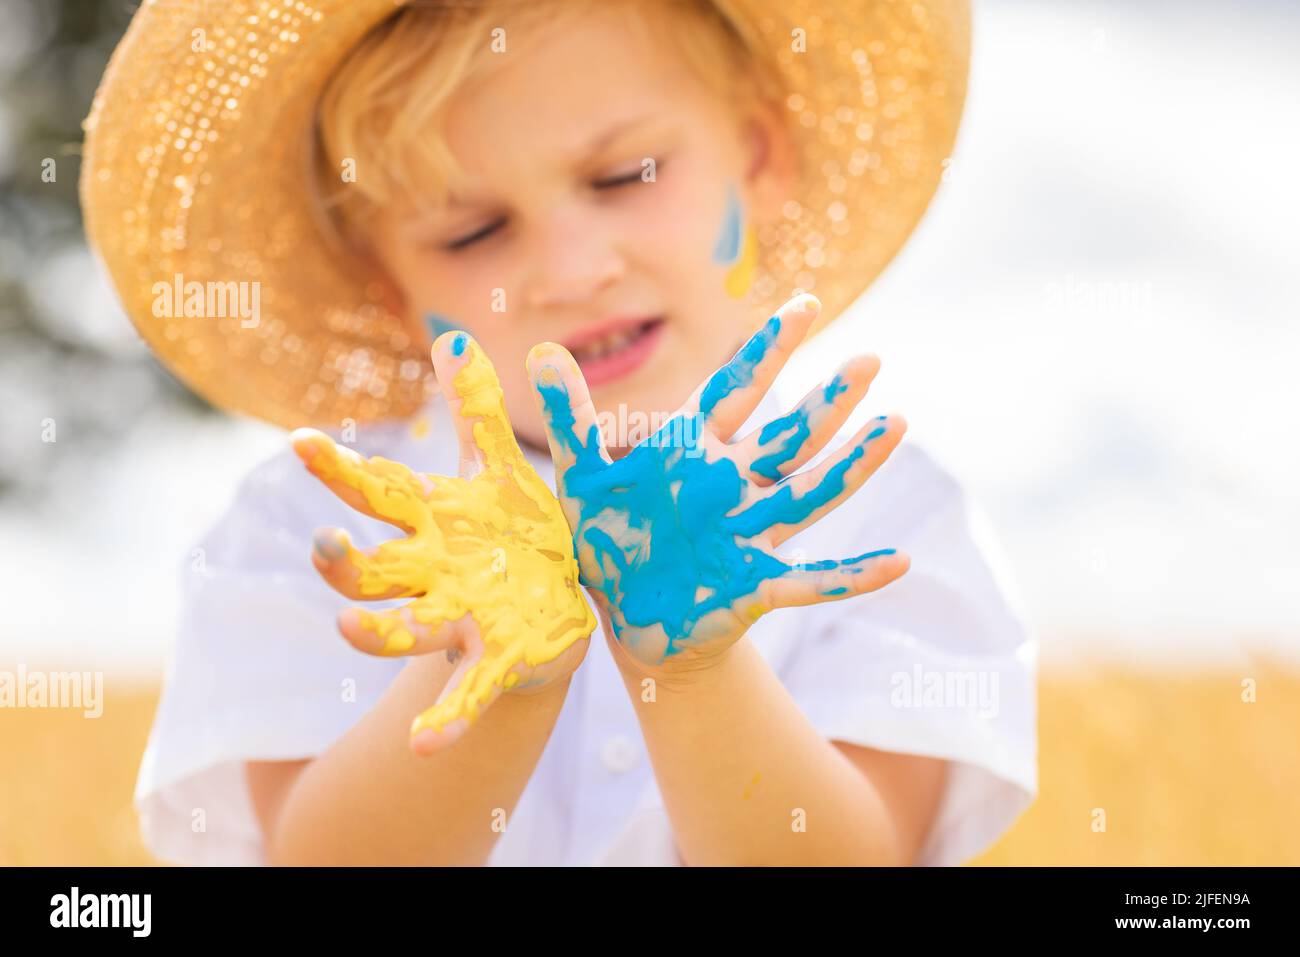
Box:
left=502, top=671, right=572, bottom=701
left=606, top=626, right=742, bottom=696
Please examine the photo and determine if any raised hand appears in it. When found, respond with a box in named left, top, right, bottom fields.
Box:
left=292, top=332, right=595, bottom=754
left=526, top=294, right=909, bottom=674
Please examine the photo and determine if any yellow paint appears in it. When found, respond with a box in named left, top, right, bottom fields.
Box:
left=298, top=338, right=595, bottom=739
left=410, top=415, right=431, bottom=440
left=742, top=772, right=762, bottom=800
left=724, top=224, right=758, bottom=300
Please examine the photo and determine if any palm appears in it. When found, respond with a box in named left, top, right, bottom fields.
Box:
left=528, top=295, right=910, bottom=670
left=555, top=416, right=809, bottom=657
left=293, top=333, right=594, bottom=753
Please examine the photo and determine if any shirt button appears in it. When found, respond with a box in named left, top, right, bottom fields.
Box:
left=601, top=734, right=640, bottom=773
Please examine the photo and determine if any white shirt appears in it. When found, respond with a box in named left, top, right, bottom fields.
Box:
left=135, top=388, right=1038, bottom=866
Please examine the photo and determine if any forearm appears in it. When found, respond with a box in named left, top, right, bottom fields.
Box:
left=266, top=651, right=569, bottom=866
left=614, top=632, right=903, bottom=866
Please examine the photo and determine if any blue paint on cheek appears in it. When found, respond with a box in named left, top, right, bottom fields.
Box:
left=425, top=313, right=466, bottom=340
left=712, top=181, right=743, bottom=264
left=824, top=586, right=849, bottom=596
left=450, top=332, right=468, bottom=356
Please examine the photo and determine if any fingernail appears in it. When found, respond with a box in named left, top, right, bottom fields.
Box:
left=290, top=428, right=320, bottom=458
left=791, top=293, right=820, bottom=314
left=409, top=728, right=440, bottom=756
left=312, top=528, right=347, bottom=561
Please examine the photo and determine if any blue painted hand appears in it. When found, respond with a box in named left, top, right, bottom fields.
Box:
left=527, top=294, right=911, bottom=672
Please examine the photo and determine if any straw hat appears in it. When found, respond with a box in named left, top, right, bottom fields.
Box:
left=80, top=0, right=969, bottom=430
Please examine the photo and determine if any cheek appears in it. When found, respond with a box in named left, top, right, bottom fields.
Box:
left=623, top=166, right=717, bottom=264
left=631, top=171, right=758, bottom=303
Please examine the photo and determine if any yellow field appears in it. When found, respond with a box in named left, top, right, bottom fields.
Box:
left=971, top=657, right=1300, bottom=866
left=2, top=660, right=1296, bottom=866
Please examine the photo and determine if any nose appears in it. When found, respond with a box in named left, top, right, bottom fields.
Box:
left=523, top=207, right=626, bottom=311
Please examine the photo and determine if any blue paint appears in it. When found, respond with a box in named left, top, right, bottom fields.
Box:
left=425, top=312, right=465, bottom=340
left=799, top=548, right=896, bottom=569
left=727, top=443, right=867, bottom=538
left=535, top=321, right=895, bottom=658
left=824, top=587, right=849, bottom=596
left=451, top=332, right=468, bottom=356
left=751, top=374, right=850, bottom=480
left=312, top=528, right=347, bottom=561
left=712, top=181, right=743, bottom=264
left=698, top=314, right=780, bottom=420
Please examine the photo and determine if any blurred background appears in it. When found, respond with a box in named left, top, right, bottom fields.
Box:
left=1, top=0, right=1296, bottom=864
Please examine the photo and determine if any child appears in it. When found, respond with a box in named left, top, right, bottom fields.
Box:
left=82, top=0, right=1036, bottom=865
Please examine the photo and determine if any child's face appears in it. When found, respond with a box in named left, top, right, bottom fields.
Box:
left=366, top=6, right=793, bottom=454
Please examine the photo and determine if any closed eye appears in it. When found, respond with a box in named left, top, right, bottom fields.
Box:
left=593, top=169, right=646, bottom=190
left=444, top=158, right=662, bottom=251
left=445, top=219, right=504, bottom=251
left=595, top=156, right=662, bottom=190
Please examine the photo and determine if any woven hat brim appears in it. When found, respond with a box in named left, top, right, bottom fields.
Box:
left=81, top=0, right=970, bottom=430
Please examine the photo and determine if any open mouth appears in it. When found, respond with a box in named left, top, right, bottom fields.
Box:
left=563, top=316, right=665, bottom=388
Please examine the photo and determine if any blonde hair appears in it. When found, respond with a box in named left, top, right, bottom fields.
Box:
left=312, top=0, right=788, bottom=249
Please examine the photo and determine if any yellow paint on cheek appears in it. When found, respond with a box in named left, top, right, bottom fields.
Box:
left=305, top=341, right=595, bottom=737
left=742, top=772, right=762, bottom=800
left=724, top=225, right=758, bottom=300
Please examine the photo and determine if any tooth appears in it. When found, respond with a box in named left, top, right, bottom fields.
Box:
left=575, top=324, right=646, bottom=363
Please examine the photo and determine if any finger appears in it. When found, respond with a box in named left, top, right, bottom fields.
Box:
left=763, top=548, right=910, bottom=608
left=409, top=625, right=501, bottom=755
left=732, top=353, right=880, bottom=485
left=688, top=293, right=821, bottom=440
left=337, top=602, right=459, bottom=658
left=310, top=527, right=424, bottom=601
left=291, top=427, right=426, bottom=535
left=431, top=331, right=525, bottom=473
left=727, top=414, right=906, bottom=546
left=527, top=341, right=611, bottom=474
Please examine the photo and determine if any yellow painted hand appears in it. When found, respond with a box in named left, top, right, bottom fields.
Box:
left=291, top=332, right=595, bottom=755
